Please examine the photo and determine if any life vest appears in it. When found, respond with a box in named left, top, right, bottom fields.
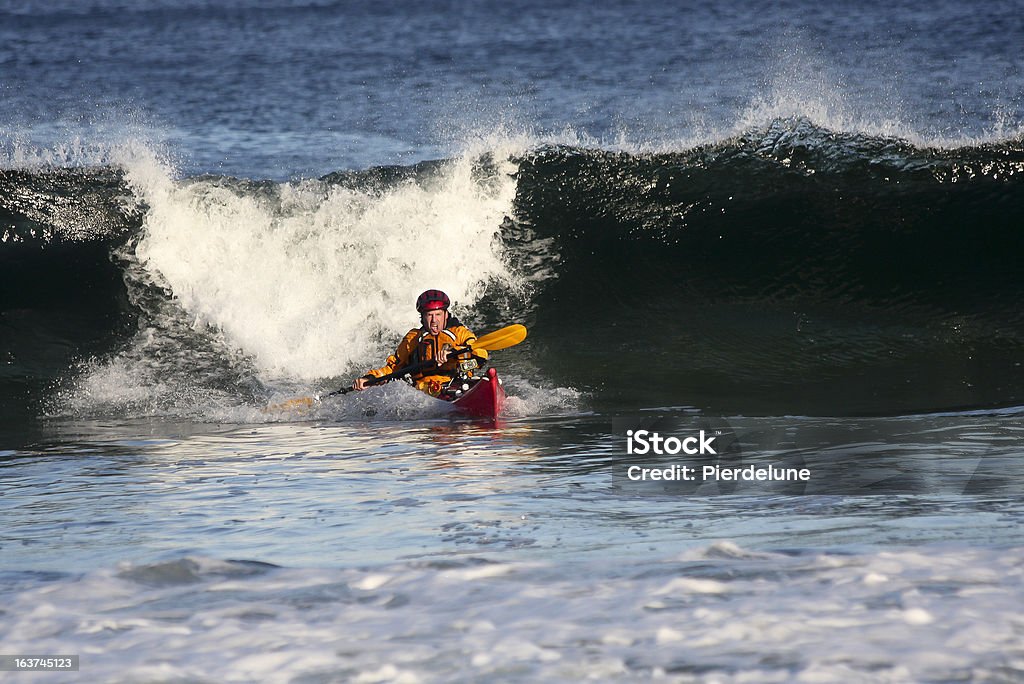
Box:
left=363, top=317, right=489, bottom=396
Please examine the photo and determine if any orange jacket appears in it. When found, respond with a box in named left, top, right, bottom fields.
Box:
left=364, top=319, right=489, bottom=395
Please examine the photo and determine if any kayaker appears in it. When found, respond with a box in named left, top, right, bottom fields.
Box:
left=351, top=289, right=489, bottom=396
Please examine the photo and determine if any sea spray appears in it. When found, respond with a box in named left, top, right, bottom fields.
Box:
left=129, top=153, right=521, bottom=379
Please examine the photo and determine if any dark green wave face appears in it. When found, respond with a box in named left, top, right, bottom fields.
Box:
left=4, top=123, right=1024, bottom=432
left=509, top=125, right=1024, bottom=415
left=1, top=167, right=139, bottom=442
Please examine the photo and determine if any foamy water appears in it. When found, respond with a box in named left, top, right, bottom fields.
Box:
left=3, top=545, right=1021, bottom=683
left=3, top=416, right=1024, bottom=682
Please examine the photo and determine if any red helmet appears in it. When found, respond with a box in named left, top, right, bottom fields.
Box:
left=415, top=289, right=450, bottom=313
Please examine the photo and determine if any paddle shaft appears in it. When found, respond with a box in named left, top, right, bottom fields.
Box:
left=326, top=345, right=475, bottom=397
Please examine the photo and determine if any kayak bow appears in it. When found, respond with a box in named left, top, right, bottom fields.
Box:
left=445, top=367, right=506, bottom=419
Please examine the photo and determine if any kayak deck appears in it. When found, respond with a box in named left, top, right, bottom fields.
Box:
left=440, top=367, right=506, bottom=419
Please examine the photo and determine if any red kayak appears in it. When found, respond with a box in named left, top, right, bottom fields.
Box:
left=441, top=367, right=506, bottom=419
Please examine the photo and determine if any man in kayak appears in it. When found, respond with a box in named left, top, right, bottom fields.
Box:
left=351, top=289, right=489, bottom=397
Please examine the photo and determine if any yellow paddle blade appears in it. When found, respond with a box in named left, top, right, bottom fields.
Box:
left=475, top=324, right=527, bottom=351
left=263, top=396, right=317, bottom=413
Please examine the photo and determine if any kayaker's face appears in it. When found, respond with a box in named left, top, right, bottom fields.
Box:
left=423, top=309, right=447, bottom=335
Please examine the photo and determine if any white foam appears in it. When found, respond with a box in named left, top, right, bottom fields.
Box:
left=501, top=377, right=583, bottom=418
left=128, top=150, right=521, bottom=380
left=2, top=543, right=1022, bottom=682
left=902, top=608, right=935, bottom=626
left=654, top=577, right=730, bottom=595
left=353, top=574, right=392, bottom=591
left=355, top=664, right=421, bottom=684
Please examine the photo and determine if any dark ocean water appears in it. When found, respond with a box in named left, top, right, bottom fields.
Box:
left=3, top=1, right=1024, bottom=681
